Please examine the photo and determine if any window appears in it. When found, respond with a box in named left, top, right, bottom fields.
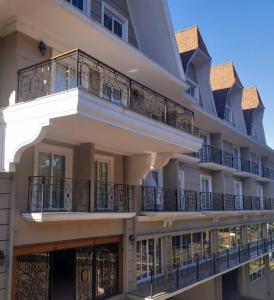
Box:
left=218, top=227, right=241, bottom=251
left=248, top=224, right=263, bottom=242
left=33, top=144, right=73, bottom=211
left=66, top=0, right=89, bottom=14
left=234, top=181, right=243, bottom=210
left=233, top=147, right=241, bottom=170
left=200, top=175, right=212, bottom=210
left=172, top=231, right=211, bottom=266
left=249, top=258, right=266, bottom=282
left=251, top=122, right=257, bottom=138
left=269, top=252, right=274, bottom=270
left=187, top=81, right=199, bottom=103
left=136, top=238, right=162, bottom=282
left=267, top=222, right=274, bottom=237
left=102, top=2, right=128, bottom=41
left=224, top=105, right=235, bottom=125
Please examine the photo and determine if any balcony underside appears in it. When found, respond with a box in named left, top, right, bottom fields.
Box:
left=22, top=212, right=136, bottom=222
left=198, top=162, right=235, bottom=173
left=138, top=210, right=274, bottom=222
left=2, top=89, right=201, bottom=170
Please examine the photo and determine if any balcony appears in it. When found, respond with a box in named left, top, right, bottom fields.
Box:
left=141, top=187, right=274, bottom=215
left=10, top=49, right=203, bottom=161
left=136, top=237, right=274, bottom=298
left=22, top=176, right=136, bottom=222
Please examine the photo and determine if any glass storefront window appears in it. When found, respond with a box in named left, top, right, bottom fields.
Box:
left=249, top=258, right=266, bottom=282
left=136, top=238, right=163, bottom=282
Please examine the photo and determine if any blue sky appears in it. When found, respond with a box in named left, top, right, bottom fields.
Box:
left=168, top=0, right=274, bottom=148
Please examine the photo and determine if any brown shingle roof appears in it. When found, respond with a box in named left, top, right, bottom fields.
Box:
left=242, top=87, right=263, bottom=110
left=175, top=26, right=209, bottom=56
left=210, top=62, right=242, bottom=91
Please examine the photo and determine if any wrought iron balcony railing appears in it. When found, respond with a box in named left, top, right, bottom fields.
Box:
left=28, top=176, right=134, bottom=213
left=17, top=49, right=197, bottom=136
left=142, top=187, right=274, bottom=212
left=138, top=237, right=274, bottom=298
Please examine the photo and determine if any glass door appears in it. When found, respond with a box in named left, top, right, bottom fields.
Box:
left=76, top=248, right=93, bottom=300
left=178, top=170, right=185, bottom=210
left=200, top=175, right=212, bottom=210
left=256, top=185, right=264, bottom=209
left=37, top=152, right=67, bottom=211
left=95, top=160, right=110, bottom=210
left=234, top=181, right=243, bottom=210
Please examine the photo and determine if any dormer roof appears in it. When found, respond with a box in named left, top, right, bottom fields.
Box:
left=210, top=62, right=243, bottom=91
left=175, top=26, right=209, bottom=56
left=242, top=87, right=264, bottom=110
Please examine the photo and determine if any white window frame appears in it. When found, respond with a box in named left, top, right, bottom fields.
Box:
left=94, top=153, right=114, bottom=183
left=67, top=0, right=91, bottom=16
left=249, top=258, right=266, bottom=282
left=186, top=80, right=200, bottom=103
left=233, top=146, right=241, bottom=170
left=33, top=143, right=73, bottom=211
left=172, top=231, right=212, bottom=265
left=136, top=237, right=163, bottom=283
left=251, top=121, right=257, bottom=138
left=200, top=175, right=212, bottom=193
left=101, top=2, right=128, bottom=42
left=34, top=143, right=73, bottom=178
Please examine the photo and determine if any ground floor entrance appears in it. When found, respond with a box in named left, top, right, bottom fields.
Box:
left=13, top=236, right=122, bottom=300
left=222, top=268, right=239, bottom=300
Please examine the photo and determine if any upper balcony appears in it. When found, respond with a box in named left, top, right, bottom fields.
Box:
left=141, top=187, right=274, bottom=219
left=23, top=176, right=136, bottom=222
left=2, top=49, right=202, bottom=172
left=182, top=145, right=274, bottom=181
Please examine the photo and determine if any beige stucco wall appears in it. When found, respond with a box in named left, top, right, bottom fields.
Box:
left=239, top=262, right=274, bottom=300
left=0, top=32, right=52, bottom=107
left=12, top=141, right=127, bottom=247
left=0, top=174, right=13, bottom=300
left=173, top=278, right=221, bottom=300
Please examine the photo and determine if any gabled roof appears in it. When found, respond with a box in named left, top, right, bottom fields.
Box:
left=175, top=26, right=210, bottom=71
left=175, top=26, right=209, bottom=56
left=210, top=62, right=243, bottom=119
left=242, top=87, right=264, bottom=110
left=210, top=62, right=243, bottom=91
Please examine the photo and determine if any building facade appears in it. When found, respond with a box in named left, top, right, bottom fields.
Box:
left=0, top=1, right=274, bottom=299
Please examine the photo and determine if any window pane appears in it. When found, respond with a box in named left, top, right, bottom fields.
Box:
left=38, top=152, right=51, bottom=177
left=104, top=13, right=112, bottom=31
left=114, top=19, right=122, bottom=38
left=72, top=0, right=83, bottom=10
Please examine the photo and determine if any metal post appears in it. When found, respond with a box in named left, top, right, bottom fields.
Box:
left=41, top=176, right=45, bottom=213
left=154, top=187, right=157, bottom=211
left=176, top=263, right=179, bottom=289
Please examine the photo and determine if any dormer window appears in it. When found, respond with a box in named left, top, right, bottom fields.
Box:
left=66, top=0, right=89, bottom=14
left=102, top=2, right=128, bottom=41
left=251, top=122, right=257, bottom=138
left=224, top=99, right=235, bottom=125
left=187, top=81, right=199, bottom=103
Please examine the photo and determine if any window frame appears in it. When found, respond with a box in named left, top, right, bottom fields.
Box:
left=249, top=258, right=266, bottom=282
left=66, top=0, right=91, bottom=16
left=172, top=231, right=212, bottom=266
left=101, top=2, right=128, bottom=42
left=186, top=80, right=200, bottom=103
left=136, top=237, right=163, bottom=283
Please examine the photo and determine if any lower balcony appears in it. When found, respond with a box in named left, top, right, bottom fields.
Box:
left=135, top=237, right=274, bottom=299
left=22, top=176, right=136, bottom=222
left=141, top=187, right=274, bottom=216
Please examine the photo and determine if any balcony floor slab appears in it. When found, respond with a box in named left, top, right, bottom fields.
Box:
left=22, top=212, right=136, bottom=222
left=138, top=210, right=274, bottom=222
